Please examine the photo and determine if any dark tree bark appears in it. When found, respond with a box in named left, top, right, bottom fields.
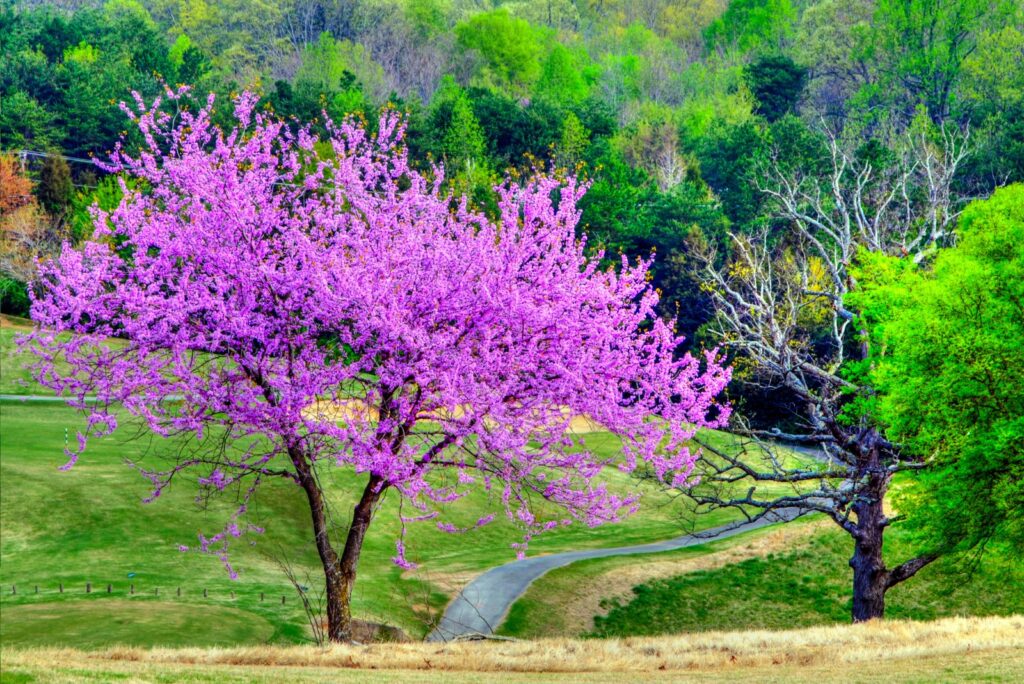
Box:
left=849, top=449, right=891, bottom=621
left=685, top=427, right=939, bottom=623
left=847, top=439, right=939, bottom=621
left=291, top=444, right=385, bottom=642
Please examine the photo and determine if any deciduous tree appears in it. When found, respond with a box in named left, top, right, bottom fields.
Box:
left=25, top=88, right=731, bottom=642
left=688, top=123, right=971, bottom=622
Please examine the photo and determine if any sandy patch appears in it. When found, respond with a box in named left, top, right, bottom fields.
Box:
left=302, top=400, right=606, bottom=434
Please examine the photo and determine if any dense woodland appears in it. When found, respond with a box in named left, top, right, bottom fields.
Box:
left=4, top=1, right=1022, bottom=334
left=2, top=0, right=1023, bottom=628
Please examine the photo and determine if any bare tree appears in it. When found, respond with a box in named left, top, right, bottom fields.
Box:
left=688, top=124, right=971, bottom=621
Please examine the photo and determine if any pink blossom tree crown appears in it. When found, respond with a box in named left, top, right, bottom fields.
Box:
left=25, top=87, right=731, bottom=571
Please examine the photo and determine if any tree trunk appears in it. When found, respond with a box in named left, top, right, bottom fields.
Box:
left=330, top=475, right=384, bottom=641
left=849, top=441, right=891, bottom=622
left=850, top=517, right=888, bottom=621
left=291, top=445, right=384, bottom=642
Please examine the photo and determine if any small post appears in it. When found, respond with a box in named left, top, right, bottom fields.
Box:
left=260, top=592, right=264, bottom=602
left=107, top=584, right=112, bottom=593
left=154, top=587, right=159, bottom=596
left=281, top=595, right=285, bottom=605
left=130, top=584, right=134, bottom=595
left=203, top=588, right=208, bottom=598
left=10, top=585, right=15, bottom=595
left=86, top=582, right=91, bottom=593
left=59, top=583, right=63, bottom=594
left=177, top=587, right=181, bottom=597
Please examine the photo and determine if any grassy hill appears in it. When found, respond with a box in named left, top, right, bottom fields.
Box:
left=499, top=516, right=1024, bottom=639
left=3, top=314, right=1022, bottom=651
left=1, top=316, right=743, bottom=645
left=0, top=398, right=750, bottom=645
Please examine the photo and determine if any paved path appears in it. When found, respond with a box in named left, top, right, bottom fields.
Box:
left=427, top=507, right=802, bottom=642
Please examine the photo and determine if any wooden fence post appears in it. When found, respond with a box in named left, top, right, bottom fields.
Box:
left=177, top=587, right=181, bottom=597
left=203, top=588, right=208, bottom=598
left=130, top=584, right=134, bottom=595
left=10, top=585, right=14, bottom=595
left=260, top=592, right=264, bottom=602
left=107, top=584, right=112, bottom=593
left=59, top=583, right=63, bottom=594
left=86, top=582, right=91, bottom=593
left=281, top=595, right=285, bottom=605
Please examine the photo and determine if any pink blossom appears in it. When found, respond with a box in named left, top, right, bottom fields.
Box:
left=22, top=88, right=731, bottom=574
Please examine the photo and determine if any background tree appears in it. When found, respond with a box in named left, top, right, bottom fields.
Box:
left=686, top=122, right=971, bottom=622
left=24, top=89, right=731, bottom=643
left=745, top=54, right=807, bottom=122
left=35, top=154, right=73, bottom=216
left=455, top=9, right=547, bottom=96
left=1, top=155, right=58, bottom=316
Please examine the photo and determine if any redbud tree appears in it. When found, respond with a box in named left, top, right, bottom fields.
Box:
left=25, top=89, right=731, bottom=642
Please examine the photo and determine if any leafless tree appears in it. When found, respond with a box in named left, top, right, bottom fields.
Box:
left=687, top=124, right=971, bottom=621
left=277, top=553, right=328, bottom=646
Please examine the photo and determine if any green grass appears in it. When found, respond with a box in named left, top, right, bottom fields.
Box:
left=1, top=316, right=82, bottom=395
left=0, top=601, right=276, bottom=648
left=0, top=396, right=749, bottom=646
left=507, top=521, right=1024, bottom=639
left=500, top=515, right=1024, bottom=639
left=2, top=313, right=760, bottom=645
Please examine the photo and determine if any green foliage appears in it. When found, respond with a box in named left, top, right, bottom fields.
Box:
left=0, top=277, right=31, bottom=317
left=534, top=44, right=594, bottom=106
left=854, top=185, right=1024, bottom=554
left=68, top=175, right=131, bottom=243
left=465, top=88, right=562, bottom=166
left=692, top=120, right=769, bottom=229
left=295, top=33, right=387, bottom=108
left=555, top=112, right=590, bottom=170
left=36, top=154, right=73, bottom=215
left=744, top=54, right=807, bottom=122
left=704, top=0, right=797, bottom=53
left=455, top=9, right=547, bottom=96
left=865, top=0, right=1015, bottom=123
left=425, top=77, right=487, bottom=167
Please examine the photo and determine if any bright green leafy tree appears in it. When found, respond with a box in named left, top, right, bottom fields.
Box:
left=854, top=184, right=1024, bottom=555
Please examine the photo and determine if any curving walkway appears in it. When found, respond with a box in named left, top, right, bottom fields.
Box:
left=427, top=507, right=802, bottom=641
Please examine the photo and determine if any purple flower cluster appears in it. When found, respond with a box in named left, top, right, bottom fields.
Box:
left=23, top=87, right=731, bottom=574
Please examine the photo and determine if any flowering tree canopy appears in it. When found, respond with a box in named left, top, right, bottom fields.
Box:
left=25, top=88, right=731, bottom=641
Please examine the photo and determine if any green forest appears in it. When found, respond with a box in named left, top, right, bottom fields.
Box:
left=5, top=0, right=1023, bottom=335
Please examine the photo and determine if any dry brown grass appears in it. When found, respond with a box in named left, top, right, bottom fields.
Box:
left=3, top=615, right=1020, bottom=681
left=302, top=400, right=606, bottom=434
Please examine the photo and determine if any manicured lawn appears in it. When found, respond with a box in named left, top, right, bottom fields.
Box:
left=0, top=314, right=859, bottom=647
left=500, top=514, right=1024, bottom=639
left=0, top=601, right=276, bottom=648
left=0, top=396, right=745, bottom=645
